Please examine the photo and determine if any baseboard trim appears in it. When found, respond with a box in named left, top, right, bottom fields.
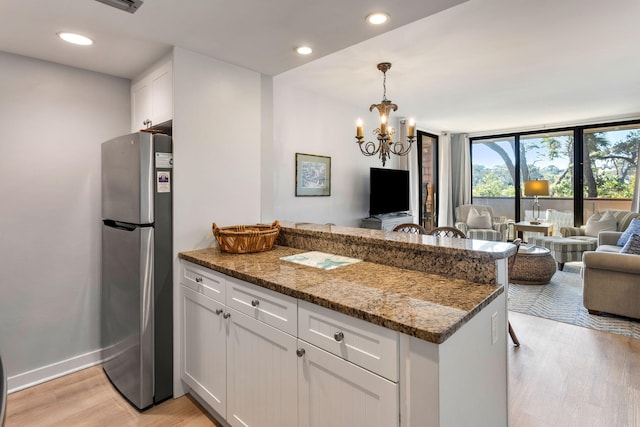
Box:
left=8, top=348, right=103, bottom=394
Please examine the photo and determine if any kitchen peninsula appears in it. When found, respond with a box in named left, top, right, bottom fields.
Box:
left=177, top=222, right=516, bottom=427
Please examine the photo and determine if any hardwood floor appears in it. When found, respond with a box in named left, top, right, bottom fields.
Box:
left=5, top=366, right=222, bottom=427
left=5, top=313, right=640, bottom=426
left=508, top=311, right=640, bottom=427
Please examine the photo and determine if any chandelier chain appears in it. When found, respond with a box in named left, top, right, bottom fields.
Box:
left=382, top=71, right=387, bottom=101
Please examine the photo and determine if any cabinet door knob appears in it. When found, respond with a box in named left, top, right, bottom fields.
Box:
left=334, top=331, right=344, bottom=342
left=215, top=309, right=223, bottom=315
left=296, top=348, right=306, bottom=357
left=223, top=312, right=231, bottom=319
left=251, top=299, right=260, bottom=307
left=195, top=277, right=203, bottom=283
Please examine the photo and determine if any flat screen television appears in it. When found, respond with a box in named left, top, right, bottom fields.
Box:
left=369, top=167, right=410, bottom=216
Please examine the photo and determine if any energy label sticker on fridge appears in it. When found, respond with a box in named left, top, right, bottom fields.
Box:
left=157, top=171, right=171, bottom=193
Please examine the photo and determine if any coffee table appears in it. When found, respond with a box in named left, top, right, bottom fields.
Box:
left=513, top=221, right=553, bottom=242
left=510, top=244, right=557, bottom=285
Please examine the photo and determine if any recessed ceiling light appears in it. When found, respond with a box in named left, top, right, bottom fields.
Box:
left=366, top=12, right=390, bottom=25
left=296, top=46, right=313, bottom=55
left=57, top=32, right=94, bottom=46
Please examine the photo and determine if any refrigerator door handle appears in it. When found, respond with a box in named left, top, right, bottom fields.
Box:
left=103, top=219, right=137, bottom=231
left=139, top=228, right=154, bottom=408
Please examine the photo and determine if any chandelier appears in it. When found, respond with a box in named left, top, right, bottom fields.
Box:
left=355, top=62, right=415, bottom=167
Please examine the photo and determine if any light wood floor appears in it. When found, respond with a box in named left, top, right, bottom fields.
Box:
left=508, top=311, right=640, bottom=427
left=5, top=366, right=222, bottom=427
left=6, top=312, right=640, bottom=426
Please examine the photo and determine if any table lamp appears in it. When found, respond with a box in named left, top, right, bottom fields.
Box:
left=524, top=180, right=549, bottom=224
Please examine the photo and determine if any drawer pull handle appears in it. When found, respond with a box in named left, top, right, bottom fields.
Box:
left=215, top=309, right=223, bottom=315
left=251, top=299, right=260, bottom=307
left=296, top=348, right=306, bottom=358
left=334, top=331, right=344, bottom=342
left=223, top=312, right=231, bottom=319
left=195, top=277, right=203, bottom=283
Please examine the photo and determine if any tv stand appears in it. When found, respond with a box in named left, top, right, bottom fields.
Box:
left=361, top=212, right=412, bottom=231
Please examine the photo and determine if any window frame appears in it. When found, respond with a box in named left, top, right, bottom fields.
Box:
left=470, top=118, right=640, bottom=227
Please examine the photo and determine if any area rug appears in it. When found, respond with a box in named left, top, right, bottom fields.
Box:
left=508, top=263, right=640, bottom=340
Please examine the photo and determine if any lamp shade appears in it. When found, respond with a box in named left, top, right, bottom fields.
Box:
left=524, top=180, right=550, bottom=196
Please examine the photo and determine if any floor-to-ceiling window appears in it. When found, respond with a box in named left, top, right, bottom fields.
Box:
left=519, top=131, right=574, bottom=231
left=470, top=119, right=640, bottom=237
left=582, top=124, right=639, bottom=222
left=470, top=136, right=516, bottom=221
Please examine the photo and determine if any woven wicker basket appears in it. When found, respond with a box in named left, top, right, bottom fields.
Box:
left=212, top=220, right=281, bottom=254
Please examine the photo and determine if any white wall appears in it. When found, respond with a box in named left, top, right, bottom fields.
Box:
left=260, top=74, right=275, bottom=222
left=272, top=77, right=399, bottom=227
left=172, top=47, right=263, bottom=394
left=0, top=51, right=130, bottom=390
left=173, top=47, right=262, bottom=249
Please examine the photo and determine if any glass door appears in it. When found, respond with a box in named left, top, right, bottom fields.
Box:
left=418, top=131, right=438, bottom=230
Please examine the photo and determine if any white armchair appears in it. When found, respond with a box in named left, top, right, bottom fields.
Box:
left=455, top=205, right=508, bottom=241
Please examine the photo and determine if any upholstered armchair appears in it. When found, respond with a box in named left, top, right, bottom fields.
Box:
left=454, top=205, right=508, bottom=241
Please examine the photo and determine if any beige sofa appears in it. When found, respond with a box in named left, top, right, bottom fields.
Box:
left=561, top=210, right=640, bottom=244
left=581, top=218, right=640, bottom=320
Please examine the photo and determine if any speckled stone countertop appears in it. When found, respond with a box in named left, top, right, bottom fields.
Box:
left=179, top=245, right=504, bottom=344
left=276, top=221, right=517, bottom=284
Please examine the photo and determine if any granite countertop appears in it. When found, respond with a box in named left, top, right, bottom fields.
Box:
left=278, top=221, right=516, bottom=260
left=275, top=221, right=516, bottom=284
left=179, top=245, right=504, bottom=344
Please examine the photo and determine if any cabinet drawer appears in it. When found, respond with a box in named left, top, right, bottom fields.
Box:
left=180, top=261, right=226, bottom=303
left=226, top=276, right=297, bottom=336
left=298, top=300, right=398, bottom=382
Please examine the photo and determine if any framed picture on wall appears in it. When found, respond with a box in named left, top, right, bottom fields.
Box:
left=295, top=153, right=331, bottom=196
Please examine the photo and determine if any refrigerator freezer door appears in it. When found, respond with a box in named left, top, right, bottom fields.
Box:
left=101, top=221, right=154, bottom=410
left=102, top=132, right=154, bottom=224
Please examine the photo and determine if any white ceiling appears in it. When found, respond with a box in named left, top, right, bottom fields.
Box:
left=0, top=0, right=464, bottom=77
left=278, top=0, right=640, bottom=133
left=2, top=0, right=639, bottom=133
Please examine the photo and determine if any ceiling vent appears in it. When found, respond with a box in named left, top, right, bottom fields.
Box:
left=95, top=0, right=144, bottom=14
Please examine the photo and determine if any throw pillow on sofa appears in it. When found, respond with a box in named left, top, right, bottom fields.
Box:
left=584, top=211, right=617, bottom=236
left=617, top=218, right=640, bottom=246
left=466, top=207, right=492, bottom=229
left=620, top=233, right=640, bottom=255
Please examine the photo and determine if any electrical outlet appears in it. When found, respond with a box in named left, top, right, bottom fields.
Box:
left=491, top=312, right=498, bottom=344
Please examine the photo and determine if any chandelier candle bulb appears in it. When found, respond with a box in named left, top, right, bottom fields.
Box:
left=408, top=118, right=415, bottom=136
left=356, top=119, right=364, bottom=137
left=380, top=115, right=387, bottom=135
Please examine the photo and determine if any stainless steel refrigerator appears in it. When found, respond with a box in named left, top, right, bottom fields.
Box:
left=101, top=132, right=173, bottom=410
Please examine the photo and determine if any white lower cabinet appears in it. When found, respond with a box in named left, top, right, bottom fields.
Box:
left=179, top=260, right=509, bottom=427
left=297, top=340, right=399, bottom=427
left=226, top=307, right=298, bottom=427
left=179, top=261, right=399, bottom=427
left=180, top=285, right=227, bottom=417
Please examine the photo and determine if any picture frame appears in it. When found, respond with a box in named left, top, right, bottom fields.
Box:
left=295, top=153, right=331, bottom=196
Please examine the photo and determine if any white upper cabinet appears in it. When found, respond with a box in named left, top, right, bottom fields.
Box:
left=131, top=56, right=173, bottom=132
